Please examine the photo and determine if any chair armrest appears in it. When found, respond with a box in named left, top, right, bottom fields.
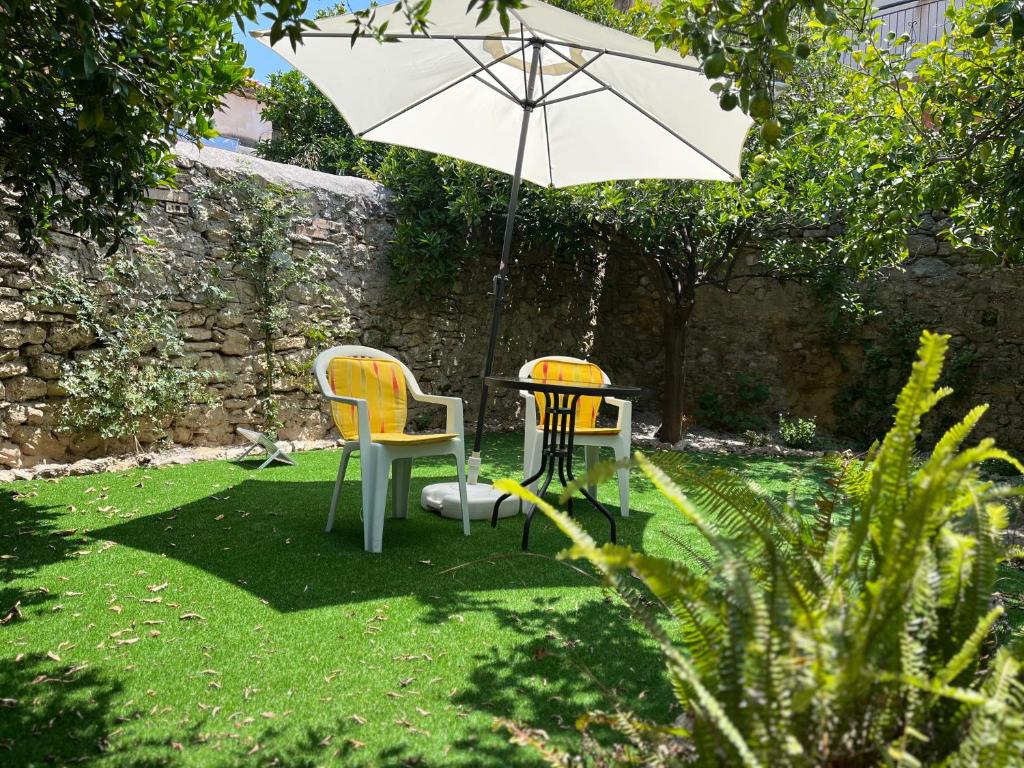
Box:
left=605, top=397, right=632, bottom=433
left=412, top=393, right=465, bottom=436
left=320, top=393, right=372, bottom=448
left=522, top=393, right=539, bottom=430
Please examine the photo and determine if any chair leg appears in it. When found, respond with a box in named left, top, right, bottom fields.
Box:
left=584, top=445, right=601, bottom=498
left=392, top=457, right=412, bottom=519
left=454, top=450, right=470, bottom=536
left=326, top=445, right=353, bottom=533
left=366, top=450, right=390, bottom=553
left=523, top=431, right=543, bottom=514
left=258, top=448, right=281, bottom=470
left=613, top=440, right=630, bottom=517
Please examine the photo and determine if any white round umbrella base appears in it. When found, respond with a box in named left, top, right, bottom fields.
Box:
left=421, top=481, right=521, bottom=521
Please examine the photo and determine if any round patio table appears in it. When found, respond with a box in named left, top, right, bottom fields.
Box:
left=485, top=375, right=643, bottom=551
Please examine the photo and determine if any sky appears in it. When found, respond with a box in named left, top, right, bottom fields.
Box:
left=236, top=0, right=372, bottom=82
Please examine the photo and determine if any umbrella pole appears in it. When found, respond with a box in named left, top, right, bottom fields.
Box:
left=468, top=40, right=543, bottom=484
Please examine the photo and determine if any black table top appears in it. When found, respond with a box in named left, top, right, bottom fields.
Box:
left=485, top=375, right=643, bottom=398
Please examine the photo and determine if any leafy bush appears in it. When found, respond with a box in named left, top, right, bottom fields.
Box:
left=743, top=430, right=770, bottom=447
left=58, top=317, right=203, bottom=443
left=500, top=331, right=1024, bottom=766
left=255, top=69, right=387, bottom=177
left=34, top=256, right=207, bottom=443
left=778, top=413, right=816, bottom=449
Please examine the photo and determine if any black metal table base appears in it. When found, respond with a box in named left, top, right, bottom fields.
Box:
left=491, top=391, right=617, bottom=550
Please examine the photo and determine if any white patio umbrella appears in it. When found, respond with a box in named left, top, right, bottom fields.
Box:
left=254, top=0, right=751, bottom=516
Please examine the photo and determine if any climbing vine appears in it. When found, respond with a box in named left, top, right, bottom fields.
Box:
left=31, top=251, right=208, bottom=446
left=215, top=174, right=353, bottom=435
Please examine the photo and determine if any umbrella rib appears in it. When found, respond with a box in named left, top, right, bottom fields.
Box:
left=544, top=39, right=701, bottom=73
left=535, top=49, right=605, bottom=103
left=358, top=42, right=526, bottom=137
left=542, top=44, right=738, bottom=180
left=455, top=38, right=522, bottom=104
left=472, top=73, right=523, bottom=105
left=520, top=24, right=528, bottom=97
left=537, top=65, right=555, bottom=187
left=537, top=85, right=608, bottom=107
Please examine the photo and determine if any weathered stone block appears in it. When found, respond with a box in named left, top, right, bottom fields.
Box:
left=5, top=375, right=47, bottom=401
left=0, top=300, right=25, bottom=321
left=907, top=234, right=939, bottom=257
left=184, top=326, right=213, bottom=341
left=0, top=359, right=28, bottom=378
left=218, top=328, right=250, bottom=356
left=0, top=441, right=22, bottom=468
left=273, top=336, right=305, bottom=352
left=0, top=325, right=21, bottom=348
left=47, top=325, right=92, bottom=353
left=30, top=353, right=63, bottom=380
left=12, top=425, right=66, bottom=457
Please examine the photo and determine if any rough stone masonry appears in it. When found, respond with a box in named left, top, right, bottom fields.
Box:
left=1, top=143, right=1021, bottom=470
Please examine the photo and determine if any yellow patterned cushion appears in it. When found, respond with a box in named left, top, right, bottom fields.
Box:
left=529, top=359, right=605, bottom=429
left=327, top=357, right=408, bottom=440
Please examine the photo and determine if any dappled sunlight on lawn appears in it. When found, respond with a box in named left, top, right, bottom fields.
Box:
left=0, top=433, right=827, bottom=765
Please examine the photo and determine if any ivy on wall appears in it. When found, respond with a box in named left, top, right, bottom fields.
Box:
left=214, top=174, right=354, bottom=436
left=30, top=252, right=208, bottom=446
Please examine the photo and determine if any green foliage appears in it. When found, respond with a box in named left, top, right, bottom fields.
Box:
left=500, top=330, right=1024, bottom=766
left=743, top=430, right=771, bottom=448
left=222, top=177, right=299, bottom=435
left=255, top=70, right=387, bottom=176
left=0, top=0, right=314, bottom=254
left=817, top=0, right=1024, bottom=263
left=778, top=413, right=816, bottom=449
left=695, top=374, right=770, bottom=432
left=832, top=312, right=921, bottom=447
left=32, top=255, right=207, bottom=443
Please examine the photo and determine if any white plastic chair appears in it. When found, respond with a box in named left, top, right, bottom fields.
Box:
left=519, top=356, right=632, bottom=516
left=314, top=345, right=469, bottom=553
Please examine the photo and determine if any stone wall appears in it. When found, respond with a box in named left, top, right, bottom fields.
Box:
left=1, top=145, right=1021, bottom=469
left=0, top=144, right=604, bottom=468
left=594, top=240, right=1024, bottom=453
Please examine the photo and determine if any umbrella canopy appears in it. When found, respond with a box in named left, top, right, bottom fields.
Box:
left=255, top=0, right=750, bottom=187
left=255, top=0, right=751, bottom=494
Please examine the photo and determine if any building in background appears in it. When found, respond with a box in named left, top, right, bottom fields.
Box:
left=207, top=82, right=273, bottom=154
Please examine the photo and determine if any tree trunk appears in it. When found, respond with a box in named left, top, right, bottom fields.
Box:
left=656, top=299, right=694, bottom=444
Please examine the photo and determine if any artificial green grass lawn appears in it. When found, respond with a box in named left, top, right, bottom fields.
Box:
left=0, top=434, right=1011, bottom=766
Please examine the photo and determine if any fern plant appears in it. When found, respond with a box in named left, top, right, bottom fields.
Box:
left=498, top=331, right=1024, bottom=767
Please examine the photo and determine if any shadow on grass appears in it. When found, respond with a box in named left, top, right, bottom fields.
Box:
left=82, top=460, right=652, bottom=612
left=0, top=652, right=123, bottom=764
left=0, top=488, right=83, bottom=616
left=427, top=589, right=672, bottom=765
